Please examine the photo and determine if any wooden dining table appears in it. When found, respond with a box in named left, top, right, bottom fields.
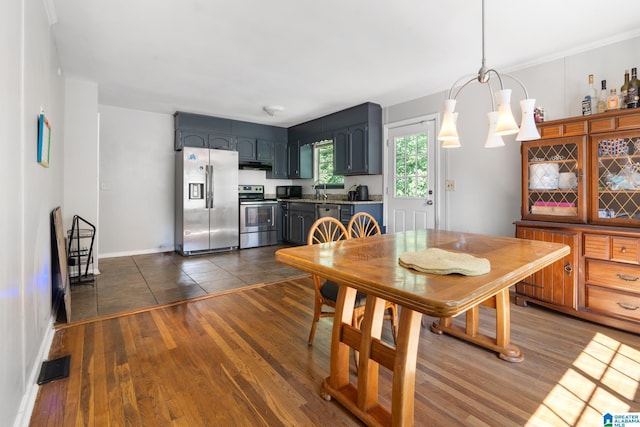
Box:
left=275, top=229, right=570, bottom=427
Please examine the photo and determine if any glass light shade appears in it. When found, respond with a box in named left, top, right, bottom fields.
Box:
left=515, top=99, right=541, bottom=141
left=494, top=89, right=519, bottom=136
left=484, top=111, right=505, bottom=148
left=442, top=137, right=461, bottom=148
left=437, top=99, right=459, bottom=140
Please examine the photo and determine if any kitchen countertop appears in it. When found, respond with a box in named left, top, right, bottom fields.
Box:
left=276, top=198, right=382, bottom=205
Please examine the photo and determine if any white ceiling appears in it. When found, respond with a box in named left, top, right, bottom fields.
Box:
left=49, top=0, right=640, bottom=127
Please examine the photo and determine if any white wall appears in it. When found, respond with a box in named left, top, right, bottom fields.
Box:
left=98, top=105, right=175, bottom=256
left=238, top=169, right=293, bottom=195
left=1, top=0, right=66, bottom=426
left=384, top=36, right=640, bottom=237
left=63, top=79, right=99, bottom=267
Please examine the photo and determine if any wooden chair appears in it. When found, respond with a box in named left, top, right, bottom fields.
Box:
left=347, top=212, right=398, bottom=342
left=346, top=211, right=381, bottom=239
left=307, top=217, right=368, bottom=346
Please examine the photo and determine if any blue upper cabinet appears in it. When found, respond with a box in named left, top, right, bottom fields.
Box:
left=175, top=103, right=381, bottom=178
left=209, top=134, right=236, bottom=151
left=237, top=137, right=276, bottom=163
left=256, top=139, right=274, bottom=162
left=267, top=140, right=288, bottom=179
left=174, top=112, right=287, bottom=175
left=286, top=140, right=313, bottom=179
left=237, top=137, right=257, bottom=161
left=333, top=122, right=369, bottom=175
left=174, top=112, right=234, bottom=151
left=328, top=103, right=381, bottom=176
left=288, top=102, right=382, bottom=177
left=177, top=129, right=208, bottom=149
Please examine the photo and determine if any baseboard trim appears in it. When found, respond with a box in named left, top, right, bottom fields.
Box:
left=13, top=321, right=55, bottom=427
left=99, top=247, right=172, bottom=258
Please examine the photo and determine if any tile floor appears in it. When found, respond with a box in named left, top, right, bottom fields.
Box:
left=69, top=244, right=307, bottom=322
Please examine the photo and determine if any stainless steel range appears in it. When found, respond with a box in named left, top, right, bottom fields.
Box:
left=239, top=185, right=278, bottom=249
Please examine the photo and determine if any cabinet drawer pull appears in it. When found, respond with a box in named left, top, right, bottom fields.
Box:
left=616, top=302, right=640, bottom=311
left=616, top=273, right=639, bottom=282
left=620, top=247, right=627, bottom=253
left=564, top=263, right=573, bottom=275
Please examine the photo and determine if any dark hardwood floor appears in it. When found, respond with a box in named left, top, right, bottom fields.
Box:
left=69, top=245, right=304, bottom=322
left=34, top=276, right=639, bottom=426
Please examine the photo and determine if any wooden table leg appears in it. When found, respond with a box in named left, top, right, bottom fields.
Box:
left=357, top=296, right=386, bottom=412
left=430, top=289, right=524, bottom=362
left=325, top=285, right=357, bottom=396
left=391, top=307, right=422, bottom=426
left=494, top=288, right=522, bottom=362
left=322, top=286, right=424, bottom=426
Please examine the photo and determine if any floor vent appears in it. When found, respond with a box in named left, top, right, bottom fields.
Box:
left=37, top=355, right=71, bottom=385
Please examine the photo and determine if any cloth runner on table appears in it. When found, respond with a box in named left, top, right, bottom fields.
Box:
left=399, top=247, right=491, bottom=276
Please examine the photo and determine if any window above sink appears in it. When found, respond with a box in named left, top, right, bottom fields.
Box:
left=314, top=140, right=344, bottom=189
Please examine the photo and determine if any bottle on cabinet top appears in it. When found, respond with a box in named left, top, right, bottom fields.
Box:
left=621, top=69, right=630, bottom=109
left=626, top=67, right=639, bottom=109
left=607, top=88, right=620, bottom=110
left=598, top=80, right=608, bottom=113
left=582, top=74, right=597, bottom=115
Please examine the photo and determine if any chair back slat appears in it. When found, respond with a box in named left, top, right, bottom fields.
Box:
left=347, top=212, right=381, bottom=239
left=308, top=217, right=348, bottom=245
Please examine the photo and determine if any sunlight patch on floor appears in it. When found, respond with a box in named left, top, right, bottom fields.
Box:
left=527, top=332, right=639, bottom=426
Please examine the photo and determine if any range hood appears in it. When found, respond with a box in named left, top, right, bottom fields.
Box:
left=239, top=161, right=272, bottom=171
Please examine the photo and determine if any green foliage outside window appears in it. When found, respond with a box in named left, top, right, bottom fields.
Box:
left=315, top=140, right=344, bottom=186
left=394, top=133, right=428, bottom=197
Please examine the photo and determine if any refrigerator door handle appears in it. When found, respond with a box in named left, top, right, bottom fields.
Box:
left=209, top=164, right=214, bottom=208
left=205, top=164, right=211, bottom=209
left=204, top=165, right=209, bottom=209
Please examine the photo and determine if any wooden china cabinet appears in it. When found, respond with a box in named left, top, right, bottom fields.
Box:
left=516, top=108, right=640, bottom=334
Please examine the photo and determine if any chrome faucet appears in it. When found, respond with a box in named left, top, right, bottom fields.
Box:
left=313, top=181, right=328, bottom=200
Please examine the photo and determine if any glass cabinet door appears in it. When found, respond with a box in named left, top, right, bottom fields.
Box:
left=591, top=131, right=640, bottom=225
left=522, top=137, right=586, bottom=222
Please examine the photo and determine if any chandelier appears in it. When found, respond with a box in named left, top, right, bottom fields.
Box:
left=437, top=0, right=540, bottom=148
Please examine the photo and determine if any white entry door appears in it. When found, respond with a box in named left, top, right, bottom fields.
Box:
left=385, top=119, right=437, bottom=233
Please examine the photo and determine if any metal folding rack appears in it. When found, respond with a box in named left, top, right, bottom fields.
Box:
left=67, top=215, right=96, bottom=285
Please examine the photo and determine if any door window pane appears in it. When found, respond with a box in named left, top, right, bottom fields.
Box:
left=394, top=133, right=428, bottom=198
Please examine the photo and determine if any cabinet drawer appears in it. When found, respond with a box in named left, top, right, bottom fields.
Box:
left=538, top=120, right=587, bottom=139
left=589, top=117, right=616, bottom=133
left=589, top=112, right=640, bottom=133
left=617, top=112, right=640, bottom=131
left=583, top=234, right=609, bottom=260
left=586, top=285, right=640, bottom=322
left=611, top=236, right=640, bottom=264
left=538, top=125, right=563, bottom=139
left=586, top=259, right=640, bottom=293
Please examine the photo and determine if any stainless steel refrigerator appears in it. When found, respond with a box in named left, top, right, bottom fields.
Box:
left=175, top=147, right=239, bottom=255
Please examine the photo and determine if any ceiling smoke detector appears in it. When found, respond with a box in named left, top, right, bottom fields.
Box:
left=263, top=105, right=284, bottom=116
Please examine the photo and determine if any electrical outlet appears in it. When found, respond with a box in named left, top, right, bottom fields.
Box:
left=445, top=180, right=456, bottom=191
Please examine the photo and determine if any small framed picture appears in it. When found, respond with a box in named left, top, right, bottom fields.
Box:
left=38, top=113, right=51, bottom=167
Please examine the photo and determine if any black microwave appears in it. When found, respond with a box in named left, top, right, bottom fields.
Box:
left=276, top=185, right=302, bottom=199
